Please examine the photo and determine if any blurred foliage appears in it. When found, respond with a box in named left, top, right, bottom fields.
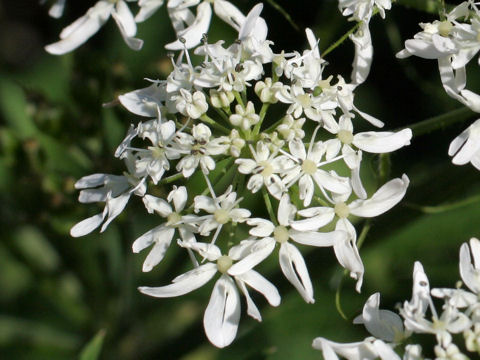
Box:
left=1, top=0, right=479, bottom=359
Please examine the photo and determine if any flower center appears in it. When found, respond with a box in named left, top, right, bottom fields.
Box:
left=297, top=94, right=311, bottom=108
left=273, top=225, right=290, bottom=243
left=216, top=255, right=233, bottom=273
left=259, top=161, right=274, bottom=178
left=438, top=21, right=453, bottom=37
left=337, top=130, right=353, bottom=145
left=214, top=209, right=230, bottom=224
left=167, top=212, right=182, bottom=226
left=334, top=202, right=350, bottom=218
left=301, top=159, right=317, bottom=175
left=148, top=145, right=165, bottom=159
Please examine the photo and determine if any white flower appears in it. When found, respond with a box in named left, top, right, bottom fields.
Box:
left=175, top=123, right=228, bottom=177
left=174, top=89, right=208, bottom=119
left=235, top=141, right=292, bottom=199
left=70, top=156, right=146, bottom=237
left=132, top=186, right=198, bottom=272
left=353, top=293, right=406, bottom=343
left=293, top=174, right=410, bottom=291
left=134, top=119, right=181, bottom=184
left=312, top=337, right=400, bottom=360
left=229, top=101, right=259, bottom=131
left=449, top=119, right=480, bottom=170
left=45, top=0, right=143, bottom=55
left=247, top=194, right=346, bottom=303
left=255, top=78, right=282, bottom=104
left=194, top=186, right=250, bottom=244
left=276, top=115, right=306, bottom=141
left=138, top=240, right=280, bottom=348
left=401, top=262, right=471, bottom=346
left=281, top=131, right=350, bottom=206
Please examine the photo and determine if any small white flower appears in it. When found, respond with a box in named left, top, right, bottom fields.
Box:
left=235, top=141, right=292, bottom=199
left=247, top=194, right=346, bottom=303
left=353, top=293, right=406, bottom=343
left=194, top=186, right=250, bottom=244
left=70, top=155, right=146, bottom=237
left=174, top=89, right=208, bottom=119
left=229, top=101, right=259, bottom=131
left=133, top=186, right=198, bottom=272
left=138, top=240, right=280, bottom=348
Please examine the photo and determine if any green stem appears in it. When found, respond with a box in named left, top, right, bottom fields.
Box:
left=160, top=172, right=183, bottom=184
left=264, top=0, right=300, bottom=32
left=211, top=106, right=231, bottom=125
left=335, top=270, right=349, bottom=321
left=404, top=193, right=480, bottom=214
left=262, top=188, right=278, bottom=226
left=356, top=220, right=371, bottom=250
left=403, top=107, right=474, bottom=136
left=253, top=103, right=270, bottom=137
left=200, top=114, right=230, bottom=134
left=234, top=91, right=245, bottom=109
left=322, top=22, right=362, bottom=58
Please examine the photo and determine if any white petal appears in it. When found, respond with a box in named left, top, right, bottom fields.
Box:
left=138, top=263, right=217, bottom=297
left=277, top=193, right=296, bottom=226
left=45, top=3, right=112, bottom=55
left=112, top=10, right=144, bottom=50
left=350, top=23, right=372, bottom=85
left=236, top=269, right=281, bottom=306
left=291, top=208, right=335, bottom=231
left=460, top=238, right=480, bottom=293
left=289, top=229, right=344, bottom=247
left=135, top=0, right=164, bottom=22
left=165, top=2, right=212, bottom=50
left=247, top=218, right=275, bottom=237
left=118, top=84, right=165, bottom=117
left=355, top=293, right=404, bottom=342
left=168, top=185, right=188, bottom=212
left=235, top=278, right=261, bottom=321
left=70, top=212, right=105, bottom=237
left=203, top=275, right=241, bottom=348
left=238, top=3, right=263, bottom=40
left=353, top=129, right=412, bottom=153
left=142, top=228, right=175, bottom=272
left=213, top=0, right=245, bottom=31
left=143, top=195, right=172, bottom=216
left=279, top=243, right=314, bottom=303
left=334, top=219, right=364, bottom=292
left=228, top=238, right=275, bottom=275
left=114, top=0, right=136, bottom=37
left=349, top=174, right=409, bottom=218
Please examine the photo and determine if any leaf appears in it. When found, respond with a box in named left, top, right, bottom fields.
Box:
left=0, top=78, right=37, bottom=139
left=79, top=329, right=106, bottom=360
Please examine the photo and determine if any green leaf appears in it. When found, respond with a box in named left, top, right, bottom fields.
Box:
left=79, top=329, right=106, bottom=360
left=0, top=79, right=37, bottom=139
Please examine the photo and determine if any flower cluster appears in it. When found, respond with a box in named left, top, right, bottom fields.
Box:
left=313, top=237, right=480, bottom=360
left=397, top=1, right=480, bottom=170
left=68, top=2, right=412, bottom=348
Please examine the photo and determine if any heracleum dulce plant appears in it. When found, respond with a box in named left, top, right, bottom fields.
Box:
left=39, top=0, right=480, bottom=357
